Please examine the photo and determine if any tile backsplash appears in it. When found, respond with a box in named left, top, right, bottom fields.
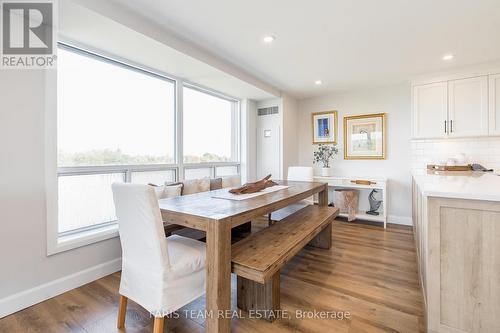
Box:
left=411, top=137, right=500, bottom=174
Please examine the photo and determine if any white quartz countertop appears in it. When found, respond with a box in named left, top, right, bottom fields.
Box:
left=412, top=171, right=500, bottom=202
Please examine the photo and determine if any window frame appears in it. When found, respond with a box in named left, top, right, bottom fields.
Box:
left=47, top=41, right=241, bottom=255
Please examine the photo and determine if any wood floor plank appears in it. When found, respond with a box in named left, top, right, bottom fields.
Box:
left=348, top=316, right=400, bottom=333
left=281, top=276, right=421, bottom=333
left=0, top=218, right=424, bottom=333
left=0, top=298, right=86, bottom=333
left=295, top=251, right=421, bottom=283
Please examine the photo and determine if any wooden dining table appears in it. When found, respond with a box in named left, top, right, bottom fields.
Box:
left=158, top=180, right=329, bottom=333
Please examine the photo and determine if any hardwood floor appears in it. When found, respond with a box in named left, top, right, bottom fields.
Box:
left=0, top=218, right=425, bottom=333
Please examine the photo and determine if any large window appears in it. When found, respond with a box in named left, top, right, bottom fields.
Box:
left=57, top=44, right=176, bottom=234
left=57, top=46, right=175, bottom=167
left=53, top=43, right=240, bottom=250
left=183, top=86, right=238, bottom=163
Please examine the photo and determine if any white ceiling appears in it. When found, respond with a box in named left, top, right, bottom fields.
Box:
left=109, top=0, right=500, bottom=99
left=62, top=0, right=279, bottom=100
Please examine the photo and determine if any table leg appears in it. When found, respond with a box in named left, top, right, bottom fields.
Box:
left=206, top=219, right=232, bottom=333
left=318, top=186, right=329, bottom=206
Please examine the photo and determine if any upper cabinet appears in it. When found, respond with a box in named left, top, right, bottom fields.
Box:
left=412, top=82, right=448, bottom=138
left=412, top=75, right=492, bottom=139
left=490, top=74, right=500, bottom=135
left=448, top=76, right=488, bottom=137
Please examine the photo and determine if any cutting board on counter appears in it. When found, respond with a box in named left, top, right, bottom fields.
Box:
left=427, top=164, right=472, bottom=171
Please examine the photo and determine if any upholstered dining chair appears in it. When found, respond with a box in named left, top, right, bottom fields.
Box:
left=287, top=166, right=314, bottom=183
left=112, top=183, right=206, bottom=333
left=270, top=166, right=314, bottom=222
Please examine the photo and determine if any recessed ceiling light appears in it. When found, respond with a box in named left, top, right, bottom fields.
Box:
left=263, top=35, right=275, bottom=43
left=315, top=80, right=322, bottom=85
left=442, top=54, right=454, bottom=61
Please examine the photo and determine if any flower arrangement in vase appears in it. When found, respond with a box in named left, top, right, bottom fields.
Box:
left=313, top=144, right=338, bottom=176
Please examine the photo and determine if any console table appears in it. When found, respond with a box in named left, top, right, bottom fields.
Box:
left=313, top=176, right=388, bottom=228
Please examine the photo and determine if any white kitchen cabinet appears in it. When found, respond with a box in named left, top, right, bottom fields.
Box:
left=448, top=76, right=488, bottom=137
left=412, top=82, right=448, bottom=138
left=489, top=74, right=500, bottom=135
left=412, top=75, right=490, bottom=139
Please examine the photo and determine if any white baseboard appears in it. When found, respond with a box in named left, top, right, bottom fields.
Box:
left=0, top=257, right=121, bottom=318
left=388, top=215, right=413, bottom=226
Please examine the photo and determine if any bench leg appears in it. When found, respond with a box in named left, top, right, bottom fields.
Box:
left=268, top=213, right=275, bottom=226
left=237, top=272, right=280, bottom=322
left=308, top=222, right=332, bottom=249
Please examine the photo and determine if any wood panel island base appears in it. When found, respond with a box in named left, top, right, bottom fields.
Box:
left=412, top=172, right=500, bottom=333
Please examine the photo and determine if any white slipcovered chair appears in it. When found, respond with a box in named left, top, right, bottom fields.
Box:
left=112, top=183, right=206, bottom=333
left=287, top=166, right=314, bottom=182
left=270, top=166, right=314, bottom=222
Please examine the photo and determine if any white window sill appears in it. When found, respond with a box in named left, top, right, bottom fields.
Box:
left=47, top=223, right=119, bottom=256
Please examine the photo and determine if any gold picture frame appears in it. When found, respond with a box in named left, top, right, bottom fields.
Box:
left=343, top=113, right=386, bottom=160
left=312, top=110, right=338, bottom=144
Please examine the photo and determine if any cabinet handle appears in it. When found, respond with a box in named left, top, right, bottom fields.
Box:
left=444, top=120, right=447, bottom=133
left=450, top=120, right=453, bottom=133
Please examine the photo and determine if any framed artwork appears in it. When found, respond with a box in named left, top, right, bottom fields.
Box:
left=344, top=113, right=386, bottom=159
left=312, top=111, right=338, bottom=144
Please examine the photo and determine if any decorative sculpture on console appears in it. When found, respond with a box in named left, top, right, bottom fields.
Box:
left=366, top=189, right=382, bottom=215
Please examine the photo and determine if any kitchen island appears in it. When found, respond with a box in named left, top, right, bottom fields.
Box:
left=412, top=171, right=500, bottom=333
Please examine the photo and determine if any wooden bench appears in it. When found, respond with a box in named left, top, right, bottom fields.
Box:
left=231, top=205, right=339, bottom=321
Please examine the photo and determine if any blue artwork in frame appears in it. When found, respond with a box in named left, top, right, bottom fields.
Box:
left=312, top=111, right=337, bottom=144
left=317, top=118, right=330, bottom=138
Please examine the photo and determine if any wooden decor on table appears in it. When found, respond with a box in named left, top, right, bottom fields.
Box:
left=427, top=164, right=472, bottom=171
left=229, top=174, right=278, bottom=194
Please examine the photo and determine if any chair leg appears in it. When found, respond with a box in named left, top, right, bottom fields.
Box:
left=153, top=317, right=164, bottom=333
left=117, top=295, right=128, bottom=329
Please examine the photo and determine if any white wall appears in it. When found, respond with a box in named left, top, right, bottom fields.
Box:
left=0, top=70, right=122, bottom=317
left=253, top=95, right=300, bottom=181
left=298, top=83, right=412, bottom=224
left=256, top=99, right=282, bottom=179
left=281, top=94, right=300, bottom=178
left=240, top=99, right=257, bottom=183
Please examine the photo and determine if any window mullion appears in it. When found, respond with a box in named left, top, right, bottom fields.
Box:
left=232, top=101, right=240, bottom=162
left=177, top=80, right=184, bottom=181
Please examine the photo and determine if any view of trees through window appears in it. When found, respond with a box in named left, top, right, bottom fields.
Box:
left=58, top=148, right=172, bottom=167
